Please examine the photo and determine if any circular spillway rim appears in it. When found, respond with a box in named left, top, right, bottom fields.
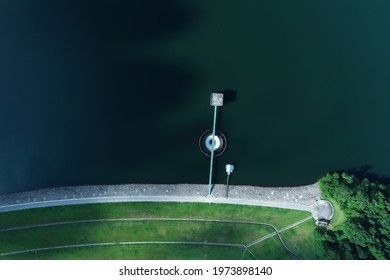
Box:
left=205, top=135, right=221, bottom=151
left=199, top=129, right=227, bottom=157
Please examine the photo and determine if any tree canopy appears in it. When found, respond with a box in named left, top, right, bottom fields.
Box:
left=317, top=172, right=390, bottom=259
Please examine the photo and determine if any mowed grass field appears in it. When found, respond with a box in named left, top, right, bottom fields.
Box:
left=280, top=219, right=320, bottom=259
left=0, top=202, right=317, bottom=260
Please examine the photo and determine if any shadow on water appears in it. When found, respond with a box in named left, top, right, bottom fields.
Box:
left=339, top=165, right=390, bottom=185
left=212, top=90, right=236, bottom=186
left=211, top=104, right=224, bottom=187
left=222, top=89, right=237, bottom=105
left=217, top=89, right=237, bottom=130
left=0, top=0, right=201, bottom=192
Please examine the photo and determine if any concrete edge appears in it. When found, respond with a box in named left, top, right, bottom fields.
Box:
left=0, top=183, right=330, bottom=219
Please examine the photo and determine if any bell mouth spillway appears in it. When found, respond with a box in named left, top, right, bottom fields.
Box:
left=199, top=129, right=227, bottom=157
left=205, top=135, right=221, bottom=150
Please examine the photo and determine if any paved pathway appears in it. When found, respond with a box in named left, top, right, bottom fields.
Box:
left=0, top=183, right=333, bottom=220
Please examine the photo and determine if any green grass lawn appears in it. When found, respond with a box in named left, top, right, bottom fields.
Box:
left=280, top=219, right=322, bottom=259
left=0, top=202, right=310, bottom=229
left=3, top=244, right=245, bottom=260
left=247, top=236, right=293, bottom=260
left=0, top=221, right=272, bottom=253
left=0, top=202, right=315, bottom=260
left=323, top=197, right=346, bottom=229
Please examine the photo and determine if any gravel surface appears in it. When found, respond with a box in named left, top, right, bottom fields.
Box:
left=0, top=183, right=332, bottom=220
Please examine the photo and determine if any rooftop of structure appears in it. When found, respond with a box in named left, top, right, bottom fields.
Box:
left=210, top=93, right=224, bottom=106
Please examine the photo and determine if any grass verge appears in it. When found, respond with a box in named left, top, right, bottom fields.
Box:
left=323, top=197, right=345, bottom=229
left=280, top=218, right=321, bottom=259
left=0, top=202, right=315, bottom=259
left=0, top=221, right=272, bottom=254
left=0, top=202, right=310, bottom=229
left=2, top=244, right=244, bottom=260
left=248, top=236, right=293, bottom=260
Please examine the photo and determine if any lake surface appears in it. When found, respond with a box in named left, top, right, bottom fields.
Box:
left=1, top=0, right=390, bottom=194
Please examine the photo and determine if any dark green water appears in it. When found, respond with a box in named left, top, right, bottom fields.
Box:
left=1, top=0, right=390, bottom=194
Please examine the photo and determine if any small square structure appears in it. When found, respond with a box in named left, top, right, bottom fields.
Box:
left=210, top=93, right=224, bottom=106
left=315, top=219, right=330, bottom=227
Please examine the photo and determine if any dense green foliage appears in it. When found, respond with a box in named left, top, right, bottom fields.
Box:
left=318, top=172, right=390, bottom=259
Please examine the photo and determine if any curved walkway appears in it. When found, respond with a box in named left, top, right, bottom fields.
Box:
left=0, top=183, right=333, bottom=220
left=0, top=216, right=311, bottom=259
